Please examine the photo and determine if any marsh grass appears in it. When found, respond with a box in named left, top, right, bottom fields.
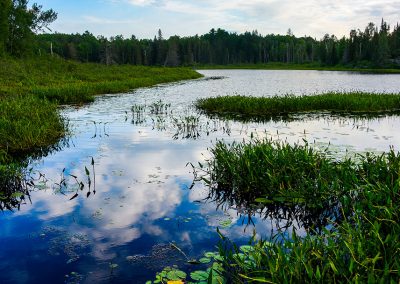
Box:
left=196, top=92, right=400, bottom=121
left=189, top=139, right=400, bottom=283
left=0, top=56, right=202, bottom=104
left=0, top=56, right=201, bottom=160
left=0, top=56, right=201, bottom=203
left=0, top=95, right=66, bottom=160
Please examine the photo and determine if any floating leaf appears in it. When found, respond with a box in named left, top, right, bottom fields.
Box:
left=199, top=257, right=211, bottom=264
left=166, top=270, right=186, bottom=280
left=190, top=270, right=209, bottom=281
left=204, top=252, right=216, bottom=258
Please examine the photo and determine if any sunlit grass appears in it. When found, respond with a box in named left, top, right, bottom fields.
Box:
left=196, top=92, right=400, bottom=121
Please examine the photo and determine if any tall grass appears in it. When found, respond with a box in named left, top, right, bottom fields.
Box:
left=190, top=139, right=400, bottom=283
left=0, top=56, right=201, bottom=104
left=0, top=56, right=201, bottom=202
left=196, top=93, right=400, bottom=121
left=0, top=56, right=201, bottom=161
left=0, top=95, right=66, bottom=160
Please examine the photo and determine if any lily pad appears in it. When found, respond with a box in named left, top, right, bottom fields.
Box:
left=166, top=269, right=186, bottom=280
left=190, top=270, right=209, bottom=281
left=199, top=257, right=211, bottom=264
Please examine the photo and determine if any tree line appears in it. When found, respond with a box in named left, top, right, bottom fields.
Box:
left=35, top=21, right=400, bottom=68
left=1, top=1, right=400, bottom=68
left=0, top=0, right=56, bottom=56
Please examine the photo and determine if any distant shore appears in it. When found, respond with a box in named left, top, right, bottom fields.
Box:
left=194, top=62, right=400, bottom=74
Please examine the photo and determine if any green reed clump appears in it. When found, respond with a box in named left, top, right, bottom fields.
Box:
left=195, top=139, right=400, bottom=207
left=189, top=139, right=400, bottom=282
left=196, top=92, right=400, bottom=120
left=216, top=181, right=399, bottom=283
left=196, top=139, right=362, bottom=208
left=0, top=95, right=66, bottom=160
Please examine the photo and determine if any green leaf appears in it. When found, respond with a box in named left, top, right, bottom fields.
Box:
left=204, top=252, right=216, bottom=258
left=254, top=198, right=273, bottom=204
left=199, top=257, right=211, bottom=264
left=239, top=245, right=255, bottom=253
left=190, top=270, right=209, bottom=281
left=167, top=270, right=186, bottom=280
left=219, top=219, right=232, bottom=228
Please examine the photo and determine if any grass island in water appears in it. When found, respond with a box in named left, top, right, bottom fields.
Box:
left=196, top=92, right=400, bottom=121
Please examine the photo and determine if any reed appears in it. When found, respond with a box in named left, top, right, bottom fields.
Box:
left=196, top=92, right=400, bottom=121
left=189, top=139, right=400, bottom=283
left=0, top=56, right=201, bottom=161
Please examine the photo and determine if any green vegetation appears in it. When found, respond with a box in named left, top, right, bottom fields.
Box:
left=183, top=139, right=400, bottom=283
left=36, top=21, right=400, bottom=69
left=196, top=92, right=400, bottom=121
left=0, top=56, right=201, bottom=104
left=0, top=57, right=200, bottom=158
left=0, top=57, right=200, bottom=199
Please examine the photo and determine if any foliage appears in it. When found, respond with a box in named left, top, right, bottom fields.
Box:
left=0, top=56, right=201, bottom=104
left=0, top=94, right=65, bottom=160
left=3, top=0, right=57, bottom=56
left=175, top=140, right=400, bottom=283
left=216, top=180, right=399, bottom=283
left=196, top=93, right=400, bottom=121
left=34, top=21, right=400, bottom=68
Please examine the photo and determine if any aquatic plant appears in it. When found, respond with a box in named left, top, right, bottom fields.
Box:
left=185, top=139, right=400, bottom=282
left=0, top=56, right=201, bottom=162
left=196, top=92, right=400, bottom=121
left=149, top=100, right=172, bottom=115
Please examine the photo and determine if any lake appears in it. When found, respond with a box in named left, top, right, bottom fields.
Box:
left=1, top=70, right=400, bottom=283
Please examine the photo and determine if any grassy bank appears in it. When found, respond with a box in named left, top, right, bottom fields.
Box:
left=194, top=62, right=400, bottom=73
left=0, top=56, right=201, bottom=203
left=0, top=56, right=202, bottom=104
left=181, top=139, right=399, bottom=283
left=0, top=56, right=201, bottom=162
left=196, top=92, right=400, bottom=120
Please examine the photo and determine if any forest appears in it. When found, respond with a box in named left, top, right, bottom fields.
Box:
left=35, top=22, right=400, bottom=68
left=1, top=1, right=400, bottom=68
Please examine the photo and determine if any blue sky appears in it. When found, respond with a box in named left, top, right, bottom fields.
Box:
left=38, top=0, right=400, bottom=39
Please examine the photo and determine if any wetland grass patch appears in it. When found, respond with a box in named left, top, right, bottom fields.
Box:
left=196, top=92, right=400, bottom=121
left=187, top=139, right=400, bottom=283
left=0, top=56, right=201, bottom=160
left=0, top=57, right=201, bottom=200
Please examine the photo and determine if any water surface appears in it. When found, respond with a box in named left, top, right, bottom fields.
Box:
left=1, top=70, right=400, bottom=283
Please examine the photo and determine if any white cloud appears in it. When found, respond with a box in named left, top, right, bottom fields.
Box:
left=115, top=0, right=400, bottom=38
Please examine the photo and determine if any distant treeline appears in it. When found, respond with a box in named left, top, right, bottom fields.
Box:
left=36, top=20, right=400, bottom=68
left=1, top=1, right=399, bottom=68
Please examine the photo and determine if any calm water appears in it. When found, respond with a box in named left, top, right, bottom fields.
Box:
left=1, top=70, right=400, bottom=283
